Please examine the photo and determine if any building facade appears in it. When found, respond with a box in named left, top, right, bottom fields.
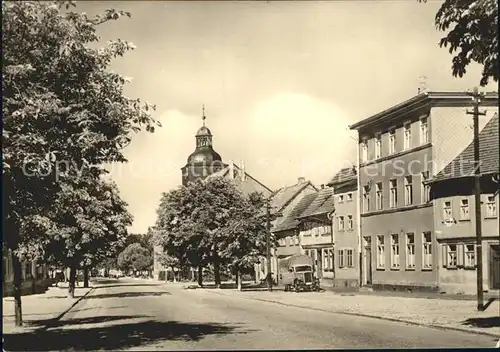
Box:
left=430, top=113, right=499, bottom=294
left=350, top=91, right=498, bottom=292
left=327, top=167, right=360, bottom=289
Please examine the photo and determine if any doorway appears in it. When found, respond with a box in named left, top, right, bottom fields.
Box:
left=489, top=245, right=500, bottom=290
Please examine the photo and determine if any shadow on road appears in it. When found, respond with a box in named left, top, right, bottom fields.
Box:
left=4, top=319, right=254, bottom=351
left=462, top=316, right=500, bottom=328
left=25, top=315, right=152, bottom=329
left=91, top=283, right=161, bottom=289
left=70, top=305, right=127, bottom=314
left=86, top=291, right=171, bottom=300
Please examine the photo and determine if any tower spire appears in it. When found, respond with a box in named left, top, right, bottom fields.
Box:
left=202, top=104, right=206, bottom=127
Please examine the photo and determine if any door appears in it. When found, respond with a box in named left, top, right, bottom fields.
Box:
left=365, top=246, right=372, bottom=285
left=489, top=245, right=500, bottom=290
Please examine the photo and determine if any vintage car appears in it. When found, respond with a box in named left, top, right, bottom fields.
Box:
left=279, top=254, right=321, bottom=292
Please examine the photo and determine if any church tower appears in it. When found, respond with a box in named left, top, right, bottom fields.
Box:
left=181, top=106, right=227, bottom=186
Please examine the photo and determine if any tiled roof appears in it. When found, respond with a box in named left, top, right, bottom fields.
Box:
left=206, top=163, right=273, bottom=196
left=270, top=180, right=317, bottom=212
left=272, top=193, right=317, bottom=233
left=297, top=187, right=335, bottom=219
left=432, top=113, right=499, bottom=182
left=327, top=167, right=357, bottom=186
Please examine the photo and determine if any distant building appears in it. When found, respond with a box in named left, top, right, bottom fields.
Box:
left=296, top=186, right=335, bottom=285
left=349, top=91, right=498, bottom=292
left=327, top=167, right=360, bottom=289
left=429, top=113, right=499, bottom=294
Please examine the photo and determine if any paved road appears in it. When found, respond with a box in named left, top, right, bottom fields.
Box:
left=4, top=279, right=497, bottom=350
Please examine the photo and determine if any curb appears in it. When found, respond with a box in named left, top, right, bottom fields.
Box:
left=52, top=287, right=95, bottom=322
left=201, top=289, right=500, bottom=339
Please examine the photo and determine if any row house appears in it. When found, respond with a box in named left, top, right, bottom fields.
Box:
left=327, top=167, right=360, bottom=289
left=429, top=113, right=499, bottom=294
left=296, top=186, right=335, bottom=285
left=255, top=177, right=318, bottom=283
left=349, top=91, right=498, bottom=292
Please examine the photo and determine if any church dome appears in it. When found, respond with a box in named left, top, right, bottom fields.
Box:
left=196, top=126, right=212, bottom=137
left=187, top=147, right=222, bottom=164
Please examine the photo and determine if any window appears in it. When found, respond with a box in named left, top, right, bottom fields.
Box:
left=389, top=130, right=396, bottom=154
left=361, top=141, right=368, bottom=162
left=376, top=235, right=385, bottom=269
left=363, top=185, right=371, bottom=212
left=486, top=195, right=497, bottom=217
left=375, top=134, right=382, bottom=159
left=346, top=249, right=354, bottom=268
left=390, top=179, right=398, bottom=208
left=406, top=233, right=415, bottom=269
left=422, top=232, right=432, bottom=269
left=376, top=182, right=383, bottom=210
left=404, top=123, right=412, bottom=150
left=464, top=244, right=476, bottom=268
left=338, top=195, right=344, bottom=203
left=460, top=199, right=470, bottom=220
left=338, top=249, right=345, bottom=268
left=443, top=201, right=452, bottom=220
left=305, top=249, right=310, bottom=257
left=420, top=117, right=429, bottom=144
left=391, top=234, right=400, bottom=269
left=447, top=244, right=457, bottom=268
left=294, top=236, right=299, bottom=245
left=347, top=215, right=353, bottom=230
left=404, top=176, right=413, bottom=206
left=346, top=193, right=353, bottom=202
left=421, top=171, right=430, bottom=203
left=323, top=249, right=334, bottom=272
left=338, top=216, right=345, bottom=231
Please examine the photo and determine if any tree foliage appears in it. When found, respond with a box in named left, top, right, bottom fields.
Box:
left=154, top=177, right=269, bottom=285
left=420, top=0, right=498, bottom=86
left=117, top=243, right=153, bottom=273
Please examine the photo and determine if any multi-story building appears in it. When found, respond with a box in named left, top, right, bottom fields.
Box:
left=296, top=186, right=335, bottom=285
left=349, top=91, right=498, bottom=292
left=327, top=167, right=360, bottom=289
left=429, top=113, right=499, bottom=294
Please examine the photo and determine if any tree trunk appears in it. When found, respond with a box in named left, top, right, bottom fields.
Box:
left=68, top=264, right=77, bottom=298
left=31, top=260, right=37, bottom=294
left=236, top=267, right=242, bottom=292
left=83, top=267, right=89, bottom=288
left=197, top=265, right=203, bottom=287
left=213, top=256, right=221, bottom=288
left=12, top=254, right=23, bottom=327
left=171, top=267, right=176, bottom=282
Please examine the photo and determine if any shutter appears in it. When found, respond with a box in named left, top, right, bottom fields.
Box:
left=441, top=244, right=448, bottom=268
left=457, top=243, right=464, bottom=267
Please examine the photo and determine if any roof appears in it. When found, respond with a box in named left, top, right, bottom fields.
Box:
left=327, top=167, right=357, bottom=186
left=269, top=180, right=317, bottom=212
left=297, top=187, right=335, bottom=219
left=206, top=163, right=273, bottom=196
left=349, top=91, right=499, bottom=131
left=431, top=113, right=499, bottom=183
left=272, top=193, right=317, bottom=233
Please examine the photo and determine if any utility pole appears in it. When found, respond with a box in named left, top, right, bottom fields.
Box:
left=265, top=198, right=273, bottom=291
left=466, top=87, right=486, bottom=312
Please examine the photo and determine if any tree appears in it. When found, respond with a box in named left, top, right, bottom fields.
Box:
left=117, top=243, right=153, bottom=275
left=420, top=0, right=498, bottom=86
left=35, top=175, right=132, bottom=297
left=2, top=1, right=159, bottom=325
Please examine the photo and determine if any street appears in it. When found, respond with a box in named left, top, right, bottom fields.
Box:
left=3, top=278, right=497, bottom=350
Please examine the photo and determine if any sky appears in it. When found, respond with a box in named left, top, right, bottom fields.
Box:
left=77, top=1, right=496, bottom=234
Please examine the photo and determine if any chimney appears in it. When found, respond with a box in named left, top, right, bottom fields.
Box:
left=240, top=161, right=246, bottom=182
left=321, top=184, right=325, bottom=189
left=298, top=177, right=305, bottom=184
left=228, top=160, right=234, bottom=180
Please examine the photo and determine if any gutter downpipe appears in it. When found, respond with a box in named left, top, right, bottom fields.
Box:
left=355, top=132, right=363, bottom=288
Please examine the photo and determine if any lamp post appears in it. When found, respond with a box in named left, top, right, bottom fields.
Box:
left=466, top=87, right=486, bottom=312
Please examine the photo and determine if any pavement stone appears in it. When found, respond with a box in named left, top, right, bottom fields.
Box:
left=201, top=288, right=500, bottom=338
left=2, top=286, right=93, bottom=334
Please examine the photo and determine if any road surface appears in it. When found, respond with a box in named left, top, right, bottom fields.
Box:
left=4, top=278, right=496, bottom=350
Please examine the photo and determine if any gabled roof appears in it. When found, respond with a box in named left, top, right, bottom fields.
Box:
left=272, top=193, right=317, bottom=233
left=297, top=187, right=335, bottom=219
left=327, top=167, right=357, bottom=187
left=270, top=180, right=318, bottom=213
left=206, top=163, right=273, bottom=196
left=431, top=113, right=499, bottom=183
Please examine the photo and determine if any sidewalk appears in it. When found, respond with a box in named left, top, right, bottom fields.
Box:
left=201, top=288, right=500, bottom=338
left=2, top=285, right=93, bottom=334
